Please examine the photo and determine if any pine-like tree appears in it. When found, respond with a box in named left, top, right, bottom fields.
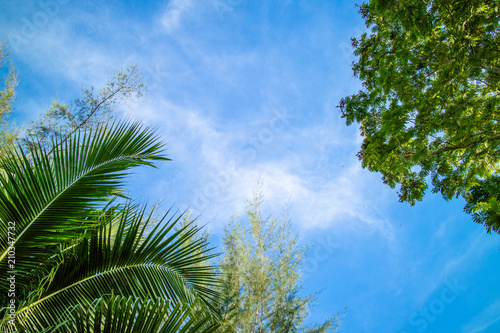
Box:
left=218, top=188, right=342, bottom=333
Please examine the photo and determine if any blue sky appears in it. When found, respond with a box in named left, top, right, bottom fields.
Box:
left=1, top=0, right=500, bottom=332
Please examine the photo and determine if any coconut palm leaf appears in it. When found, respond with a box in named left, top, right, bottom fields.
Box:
left=5, top=296, right=223, bottom=333
left=57, top=296, right=222, bottom=333
left=2, top=202, right=221, bottom=330
left=0, top=120, right=223, bottom=332
left=0, top=121, right=169, bottom=291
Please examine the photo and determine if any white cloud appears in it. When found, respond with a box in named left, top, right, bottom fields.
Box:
left=161, top=0, right=193, bottom=33
left=463, top=299, right=500, bottom=333
left=122, top=96, right=395, bottom=240
left=8, top=0, right=395, bottom=242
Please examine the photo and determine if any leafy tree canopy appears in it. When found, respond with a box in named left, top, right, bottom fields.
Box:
left=338, top=0, right=500, bottom=232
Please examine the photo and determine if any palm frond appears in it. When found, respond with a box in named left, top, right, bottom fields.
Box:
left=7, top=203, right=221, bottom=329
left=10, top=296, right=222, bottom=333
left=0, top=121, right=169, bottom=290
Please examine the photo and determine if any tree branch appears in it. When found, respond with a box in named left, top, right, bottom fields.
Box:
left=429, top=133, right=500, bottom=156
left=47, top=67, right=137, bottom=156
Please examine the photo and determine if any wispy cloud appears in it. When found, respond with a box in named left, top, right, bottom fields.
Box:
left=120, top=94, right=396, bottom=242
left=4, top=0, right=395, bottom=243
left=161, top=0, right=193, bottom=33
left=463, top=299, right=500, bottom=333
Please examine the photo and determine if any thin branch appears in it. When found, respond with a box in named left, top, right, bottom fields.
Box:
left=443, top=3, right=456, bottom=22
left=47, top=67, right=136, bottom=156
left=482, top=64, right=500, bottom=75
left=429, top=133, right=500, bottom=156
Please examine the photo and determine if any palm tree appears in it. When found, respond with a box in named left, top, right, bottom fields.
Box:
left=0, top=121, right=223, bottom=332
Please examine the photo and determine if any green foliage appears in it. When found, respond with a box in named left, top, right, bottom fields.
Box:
left=0, top=39, right=222, bottom=331
left=24, top=65, right=145, bottom=152
left=0, top=121, right=222, bottom=332
left=339, top=0, right=500, bottom=232
left=58, top=296, right=221, bottom=333
left=464, top=175, right=500, bottom=233
left=218, top=189, right=341, bottom=332
left=0, top=40, right=144, bottom=158
left=0, top=42, right=18, bottom=157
